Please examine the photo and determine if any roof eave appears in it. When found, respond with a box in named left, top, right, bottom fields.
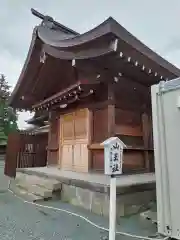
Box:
left=9, top=26, right=39, bottom=108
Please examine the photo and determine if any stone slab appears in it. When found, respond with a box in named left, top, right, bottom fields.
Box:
left=9, top=183, right=43, bottom=202
left=16, top=173, right=62, bottom=191
left=18, top=167, right=155, bottom=192
left=16, top=183, right=52, bottom=198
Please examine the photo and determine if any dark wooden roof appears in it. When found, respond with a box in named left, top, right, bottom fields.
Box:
left=9, top=10, right=180, bottom=109
left=26, top=110, right=48, bottom=125
left=37, top=16, right=180, bottom=75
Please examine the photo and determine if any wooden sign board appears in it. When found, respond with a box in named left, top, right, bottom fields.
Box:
left=101, top=137, right=126, bottom=175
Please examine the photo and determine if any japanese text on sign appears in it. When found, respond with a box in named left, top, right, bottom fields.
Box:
left=101, top=137, right=125, bottom=175
left=109, top=142, right=122, bottom=175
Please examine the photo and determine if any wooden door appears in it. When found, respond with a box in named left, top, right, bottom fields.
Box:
left=60, top=109, right=90, bottom=172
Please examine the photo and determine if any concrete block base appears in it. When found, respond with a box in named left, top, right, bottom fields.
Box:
left=60, top=183, right=156, bottom=217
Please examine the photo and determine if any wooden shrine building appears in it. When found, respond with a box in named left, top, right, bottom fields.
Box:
left=9, top=9, right=180, bottom=175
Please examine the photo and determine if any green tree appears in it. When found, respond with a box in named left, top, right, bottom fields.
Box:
left=0, top=74, right=18, bottom=145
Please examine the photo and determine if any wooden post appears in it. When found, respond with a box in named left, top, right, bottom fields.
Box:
left=109, top=175, right=117, bottom=240
left=47, top=111, right=60, bottom=166
left=107, top=83, right=115, bottom=137
left=142, top=112, right=150, bottom=171
left=87, top=109, right=93, bottom=171
left=101, top=137, right=126, bottom=240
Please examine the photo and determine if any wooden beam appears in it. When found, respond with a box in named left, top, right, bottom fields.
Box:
left=88, top=143, right=153, bottom=151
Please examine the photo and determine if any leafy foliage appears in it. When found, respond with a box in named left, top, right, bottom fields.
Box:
left=0, top=74, right=18, bottom=145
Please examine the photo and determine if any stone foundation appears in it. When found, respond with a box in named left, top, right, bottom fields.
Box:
left=17, top=168, right=156, bottom=217
left=60, top=183, right=156, bottom=217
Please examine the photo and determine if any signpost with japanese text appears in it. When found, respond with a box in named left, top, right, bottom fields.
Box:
left=101, top=137, right=126, bottom=240
left=102, top=137, right=126, bottom=176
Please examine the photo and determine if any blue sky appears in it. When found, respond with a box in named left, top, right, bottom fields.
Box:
left=1, top=0, right=180, bottom=128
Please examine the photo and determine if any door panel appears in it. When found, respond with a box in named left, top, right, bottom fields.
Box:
left=74, top=109, right=88, bottom=140
left=73, top=143, right=89, bottom=172
left=61, top=144, right=73, bottom=170
left=61, top=113, right=74, bottom=143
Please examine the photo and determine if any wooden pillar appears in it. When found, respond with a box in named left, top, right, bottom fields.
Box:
left=142, top=112, right=150, bottom=171
left=107, top=83, right=115, bottom=137
left=47, top=111, right=60, bottom=166
left=87, top=109, right=93, bottom=171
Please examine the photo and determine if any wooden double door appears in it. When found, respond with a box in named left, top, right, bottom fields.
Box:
left=59, top=108, right=90, bottom=172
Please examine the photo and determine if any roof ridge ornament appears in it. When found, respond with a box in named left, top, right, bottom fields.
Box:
left=31, top=8, right=79, bottom=34
left=41, top=16, right=54, bottom=29
left=31, top=8, right=54, bottom=28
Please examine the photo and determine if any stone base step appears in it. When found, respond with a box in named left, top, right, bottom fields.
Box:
left=16, top=173, right=62, bottom=191
left=9, top=182, right=44, bottom=202
left=12, top=172, right=62, bottom=201
left=16, top=183, right=52, bottom=198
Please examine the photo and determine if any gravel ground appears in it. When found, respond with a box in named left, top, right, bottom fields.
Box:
left=0, top=161, right=157, bottom=240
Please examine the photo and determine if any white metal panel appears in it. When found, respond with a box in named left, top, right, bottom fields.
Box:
left=151, top=79, right=180, bottom=239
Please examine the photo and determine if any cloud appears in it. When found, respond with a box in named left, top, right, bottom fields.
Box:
left=162, top=37, right=180, bottom=54
left=1, top=0, right=180, bottom=128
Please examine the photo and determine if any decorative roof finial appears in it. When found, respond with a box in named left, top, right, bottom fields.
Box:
left=31, top=8, right=54, bottom=28
left=31, top=8, right=79, bottom=35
